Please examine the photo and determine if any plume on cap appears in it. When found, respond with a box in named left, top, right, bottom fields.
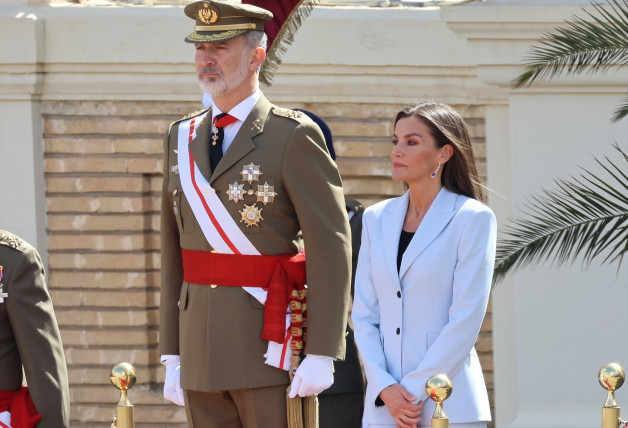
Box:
left=242, top=0, right=318, bottom=85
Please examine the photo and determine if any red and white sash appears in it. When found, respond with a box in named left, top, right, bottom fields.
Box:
left=176, top=114, right=291, bottom=370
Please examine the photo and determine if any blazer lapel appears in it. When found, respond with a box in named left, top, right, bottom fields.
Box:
left=210, top=96, right=272, bottom=184
left=188, top=108, right=212, bottom=183
left=399, top=188, right=459, bottom=279
left=382, top=192, right=410, bottom=284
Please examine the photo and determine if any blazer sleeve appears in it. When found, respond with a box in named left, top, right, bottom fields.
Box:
left=352, top=211, right=398, bottom=403
left=281, top=122, right=352, bottom=359
left=7, top=246, right=70, bottom=427
left=159, top=127, right=184, bottom=356
left=400, top=207, right=496, bottom=403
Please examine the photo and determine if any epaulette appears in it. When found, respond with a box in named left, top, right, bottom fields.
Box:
left=179, top=108, right=208, bottom=121
left=272, top=107, right=305, bottom=122
left=168, top=108, right=210, bottom=134
left=0, top=231, right=23, bottom=250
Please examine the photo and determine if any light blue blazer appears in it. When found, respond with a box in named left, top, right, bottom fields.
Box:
left=352, top=187, right=496, bottom=426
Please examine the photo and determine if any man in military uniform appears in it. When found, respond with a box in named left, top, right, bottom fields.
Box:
left=159, top=2, right=352, bottom=427
left=0, top=230, right=70, bottom=428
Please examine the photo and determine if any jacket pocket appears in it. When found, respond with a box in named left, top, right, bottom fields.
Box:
left=179, top=282, right=189, bottom=311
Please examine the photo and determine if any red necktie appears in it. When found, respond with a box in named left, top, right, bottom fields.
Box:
left=210, top=113, right=238, bottom=174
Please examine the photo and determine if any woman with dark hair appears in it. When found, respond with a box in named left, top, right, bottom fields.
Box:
left=352, top=103, right=495, bottom=428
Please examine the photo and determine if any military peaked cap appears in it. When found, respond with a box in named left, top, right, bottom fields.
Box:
left=184, top=0, right=273, bottom=44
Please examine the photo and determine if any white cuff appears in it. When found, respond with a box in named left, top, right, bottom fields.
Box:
left=161, top=354, right=180, bottom=366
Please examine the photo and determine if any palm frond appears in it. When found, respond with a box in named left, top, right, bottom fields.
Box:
left=492, top=144, right=628, bottom=286
left=611, top=94, right=628, bottom=122
left=512, top=0, right=628, bottom=87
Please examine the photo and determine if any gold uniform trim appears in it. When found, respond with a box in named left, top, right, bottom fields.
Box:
left=186, top=29, right=247, bottom=43
left=195, top=23, right=257, bottom=32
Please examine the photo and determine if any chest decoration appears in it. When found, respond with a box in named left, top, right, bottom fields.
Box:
left=241, top=204, right=264, bottom=227
left=0, top=266, right=6, bottom=303
left=241, top=163, right=262, bottom=183
left=225, top=163, right=277, bottom=227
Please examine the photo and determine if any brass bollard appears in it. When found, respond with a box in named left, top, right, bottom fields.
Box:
left=599, top=362, right=626, bottom=428
left=426, top=374, right=453, bottom=428
left=110, top=362, right=137, bottom=428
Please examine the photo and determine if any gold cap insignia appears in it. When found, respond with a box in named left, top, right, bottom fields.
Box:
left=241, top=204, right=263, bottom=227
left=256, top=182, right=277, bottom=205
left=198, top=3, right=218, bottom=25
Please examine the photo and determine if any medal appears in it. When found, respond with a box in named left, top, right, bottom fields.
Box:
left=240, top=204, right=263, bottom=227
left=240, top=163, right=262, bottom=184
left=256, top=182, right=277, bottom=205
left=227, top=181, right=246, bottom=203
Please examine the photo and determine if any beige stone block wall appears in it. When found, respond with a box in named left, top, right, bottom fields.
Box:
left=43, top=99, right=490, bottom=426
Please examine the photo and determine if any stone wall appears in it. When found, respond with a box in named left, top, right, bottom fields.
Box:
left=42, top=99, right=491, bottom=426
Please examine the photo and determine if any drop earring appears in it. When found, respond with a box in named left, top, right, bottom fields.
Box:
left=431, top=163, right=441, bottom=178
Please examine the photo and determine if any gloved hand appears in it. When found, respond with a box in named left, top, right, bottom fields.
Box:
left=162, top=356, right=185, bottom=406
left=288, top=354, right=334, bottom=398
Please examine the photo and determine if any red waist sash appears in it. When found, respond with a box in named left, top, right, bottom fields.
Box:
left=0, top=387, right=42, bottom=428
left=182, top=249, right=306, bottom=343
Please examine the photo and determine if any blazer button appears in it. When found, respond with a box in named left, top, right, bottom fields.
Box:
left=396, top=328, right=400, bottom=335
left=397, top=291, right=401, bottom=298
left=177, top=300, right=180, bottom=308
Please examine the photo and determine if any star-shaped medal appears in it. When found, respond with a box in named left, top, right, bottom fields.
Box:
left=256, top=182, right=277, bottom=205
left=240, top=204, right=263, bottom=227
left=227, top=182, right=245, bottom=203
left=240, top=163, right=262, bottom=184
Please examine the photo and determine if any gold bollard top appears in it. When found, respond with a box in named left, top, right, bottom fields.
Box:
left=110, top=362, right=137, bottom=407
left=599, top=362, right=625, bottom=408
left=426, top=374, right=453, bottom=420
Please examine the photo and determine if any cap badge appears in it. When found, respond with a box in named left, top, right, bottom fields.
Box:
left=241, top=204, right=263, bottom=227
left=199, top=3, right=218, bottom=25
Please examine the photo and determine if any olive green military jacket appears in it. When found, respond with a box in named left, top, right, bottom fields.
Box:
left=0, top=230, right=70, bottom=427
left=159, top=94, right=352, bottom=392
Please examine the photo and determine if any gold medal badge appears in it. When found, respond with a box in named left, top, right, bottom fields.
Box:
left=198, top=3, right=218, bottom=25
left=241, top=204, right=263, bottom=227
left=227, top=182, right=245, bottom=203
left=256, top=182, right=277, bottom=205
left=240, top=163, right=263, bottom=184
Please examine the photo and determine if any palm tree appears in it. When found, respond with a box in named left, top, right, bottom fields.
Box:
left=492, top=145, right=628, bottom=285
left=492, top=0, right=628, bottom=285
left=512, top=0, right=628, bottom=122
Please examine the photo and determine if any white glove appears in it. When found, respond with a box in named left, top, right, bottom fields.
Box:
left=288, top=355, right=334, bottom=398
left=162, top=355, right=185, bottom=406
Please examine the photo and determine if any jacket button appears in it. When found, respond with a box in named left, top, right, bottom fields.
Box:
left=397, top=291, right=401, bottom=298
left=396, top=328, right=400, bottom=335
left=177, top=300, right=180, bottom=308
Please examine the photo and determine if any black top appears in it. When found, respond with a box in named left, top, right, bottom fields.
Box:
left=397, top=230, right=415, bottom=273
